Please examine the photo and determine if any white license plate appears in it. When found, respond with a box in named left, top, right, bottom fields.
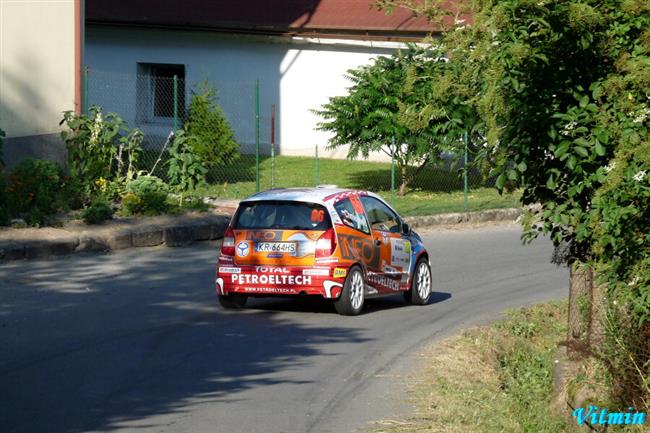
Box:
left=254, top=242, right=296, bottom=253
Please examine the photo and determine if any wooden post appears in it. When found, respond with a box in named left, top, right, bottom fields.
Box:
left=567, top=262, right=592, bottom=353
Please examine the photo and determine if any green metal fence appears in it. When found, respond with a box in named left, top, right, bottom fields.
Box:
left=86, top=68, right=500, bottom=212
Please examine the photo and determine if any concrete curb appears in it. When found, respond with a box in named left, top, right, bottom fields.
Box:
left=404, top=208, right=522, bottom=229
left=0, top=213, right=230, bottom=262
left=0, top=208, right=522, bottom=262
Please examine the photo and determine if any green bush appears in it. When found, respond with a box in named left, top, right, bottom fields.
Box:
left=60, top=107, right=121, bottom=197
left=60, top=107, right=144, bottom=202
left=6, top=159, right=63, bottom=225
left=122, top=175, right=169, bottom=215
left=184, top=82, right=239, bottom=174
left=82, top=199, right=114, bottom=224
left=167, top=130, right=207, bottom=205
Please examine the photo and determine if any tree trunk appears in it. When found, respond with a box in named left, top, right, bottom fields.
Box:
left=567, top=262, right=593, bottom=353
left=398, top=165, right=408, bottom=196
left=588, top=276, right=606, bottom=352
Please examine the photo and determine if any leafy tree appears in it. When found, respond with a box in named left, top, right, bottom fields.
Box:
left=379, top=0, right=649, bottom=404
left=314, top=46, right=473, bottom=195
left=184, top=82, right=239, bottom=177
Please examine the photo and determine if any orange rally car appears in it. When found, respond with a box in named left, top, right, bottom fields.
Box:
left=215, top=187, right=432, bottom=315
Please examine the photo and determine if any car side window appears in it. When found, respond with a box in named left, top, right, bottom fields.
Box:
left=333, top=197, right=370, bottom=234
left=359, top=196, right=400, bottom=233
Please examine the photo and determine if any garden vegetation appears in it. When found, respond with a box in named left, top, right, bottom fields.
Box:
left=0, top=82, right=238, bottom=226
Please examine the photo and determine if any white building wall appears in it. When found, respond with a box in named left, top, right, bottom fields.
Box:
left=0, top=0, right=76, bottom=168
left=0, top=0, right=75, bottom=138
left=85, top=27, right=399, bottom=160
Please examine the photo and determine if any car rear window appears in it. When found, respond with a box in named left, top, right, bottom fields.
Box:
left=233, top=201, right=332, bottom=230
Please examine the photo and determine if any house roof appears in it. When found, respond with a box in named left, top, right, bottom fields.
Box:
left=86, top=0, right=441, bottom=41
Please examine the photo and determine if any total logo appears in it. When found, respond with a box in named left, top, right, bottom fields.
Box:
left=236, top=242, right=250, bottom=257
left=255, top=266, right=289, bottom=274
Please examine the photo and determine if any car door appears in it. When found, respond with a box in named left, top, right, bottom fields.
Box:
left=359, top=195, right=410, bottom=293
left=331, top=194, right=381, bottom=278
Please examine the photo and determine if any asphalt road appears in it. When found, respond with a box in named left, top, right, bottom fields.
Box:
left=0, top=223, right=568, bottom=433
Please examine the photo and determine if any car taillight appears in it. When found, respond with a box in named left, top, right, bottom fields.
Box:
left=221, top=227, right=235, bottom=256
left=315, top=228, right=337, bottom=258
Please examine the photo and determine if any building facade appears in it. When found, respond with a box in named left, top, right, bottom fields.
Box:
left=0, top=0, right=83, bottom=169
left=85, top=0, right=435, bottom=159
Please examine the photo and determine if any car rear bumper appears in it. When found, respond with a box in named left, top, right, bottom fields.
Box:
left=215, top=263, right=348, bottom=299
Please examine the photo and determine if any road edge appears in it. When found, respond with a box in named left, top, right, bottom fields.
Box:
left=0, top=208, right=522, bottom=262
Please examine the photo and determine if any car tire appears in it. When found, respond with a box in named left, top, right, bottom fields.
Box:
left=217, top=293, right=248, bottom=309
left=405, top=258, right=432, bottom=305
left=334, top=265, right=365, bottom=316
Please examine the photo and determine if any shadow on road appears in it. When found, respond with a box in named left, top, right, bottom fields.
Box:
left=245, top=291, right=452, bottom=315
left=0, top=247, right=371, bottom=433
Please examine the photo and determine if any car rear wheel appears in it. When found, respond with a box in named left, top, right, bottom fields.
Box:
left=218, top=293, right=248, bottom=309
left=334, top=266, right=365, bottom=316
left=405, top=258, right=431, bottom=305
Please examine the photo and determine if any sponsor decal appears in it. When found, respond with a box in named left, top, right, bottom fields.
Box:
left=255, top=266, right=289, bottom=273
left=390, top=238, right=411, bottom=268
left=241, top=287, right=298, bottom=294
left=338, top=233, right=381, bottom=268
left=219, top=267, right=241, bottom=274
left=367, top=273, right=401, bottom=291
left=339, top=209, right=367, bottom=231
left=244, top=230, right=283, bottom=241
left=333, top=268, right=347, bottom=278
left=230, top=274, right=313, bottom=286
left=236, top=241, right=250, bottom=257
left=382, top=262, right=400, bottom=274
left=302, top=268, right=330, bottom=276
left=315, top=257, right=339, bottom=264
left=328, top=208, right=342, bottom=224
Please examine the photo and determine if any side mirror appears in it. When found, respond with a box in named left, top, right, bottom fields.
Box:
left=402, top=222, right=410, bottom=234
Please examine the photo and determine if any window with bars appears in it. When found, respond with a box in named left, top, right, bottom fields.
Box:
left=136, top=63, right=185, bottom=123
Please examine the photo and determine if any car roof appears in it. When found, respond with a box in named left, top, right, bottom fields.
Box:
left=240, top=187, right=350, bottom=204
left=239, top=187, right=400, bottom=217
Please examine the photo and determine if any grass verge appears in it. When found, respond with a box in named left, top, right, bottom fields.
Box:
left=370, top=301, right=570, bottom=433
left=192, top=155, right=521, bottom=217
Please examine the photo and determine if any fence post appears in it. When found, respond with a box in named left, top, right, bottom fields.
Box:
left=173, top=75, right=179, bottom=132
left=314, top=144, right=320, bottom=186
left=255, top=80, right=260, bottom=192
left=83, top=66, right=89, bottom=114
left=391, top=138, right=396, bottom=206
left=464, top=131, right=469, bottom=212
